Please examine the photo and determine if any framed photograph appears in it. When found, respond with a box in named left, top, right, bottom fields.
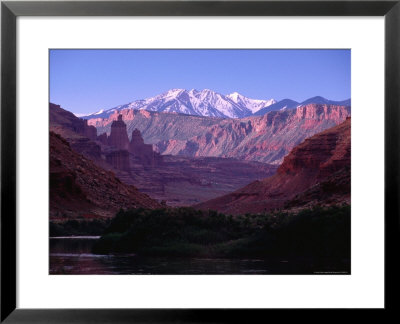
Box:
left=1, top=0, right=399, bottom=321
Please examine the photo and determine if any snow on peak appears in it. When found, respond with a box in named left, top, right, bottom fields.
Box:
left=84, top=108, right=106, bottom=117
left=84, top=89, right=277, bottom=119
left=227, top=92, right=276, bottom=113
left=73, top=113, right=87, bottom=117
left=188, top=89, right=199, bottom=95
left=227, top=92, right=241, bottom=101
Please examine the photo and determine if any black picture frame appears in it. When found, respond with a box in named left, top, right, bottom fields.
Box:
left=1, top=0, right=399, bottom=322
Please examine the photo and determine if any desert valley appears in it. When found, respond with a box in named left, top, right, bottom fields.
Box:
left=50, top=88, right=351, bottom=274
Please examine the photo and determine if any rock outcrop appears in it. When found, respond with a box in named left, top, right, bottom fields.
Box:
left=130, top=129, right=162, bottom=167
left=102, top=114, right=162, bottom=170
left=50, top=131, right=161, bottom=219
left=196, top=118, right=351, bottom=214
left=88, top=104, right=351, bottom=164
left=108, top=114, right=130, bottom=150
left=51, top=104, right=163, bottom=172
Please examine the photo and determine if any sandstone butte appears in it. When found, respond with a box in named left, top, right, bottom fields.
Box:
left=195, top=117, right=351, bottom=215
left=50, top=131, right=161, bottom=220
left=100, top=114, right=162, bottom=169
left=50, top=103, right=162, bottom=172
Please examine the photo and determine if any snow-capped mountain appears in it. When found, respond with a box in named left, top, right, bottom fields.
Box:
left=82, top=89, right=350, bottom=120
left=226, top=92, right=276, bottom=114
left=83, top=89, right=276, bottom=119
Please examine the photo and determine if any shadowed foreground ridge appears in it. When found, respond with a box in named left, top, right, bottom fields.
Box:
left=196, top=117, right=351, bottom=215
left=50, top=131, right=160, bottom=220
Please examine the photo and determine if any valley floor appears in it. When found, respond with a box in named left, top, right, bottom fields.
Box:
left=115, top=155, right=278, bottom=206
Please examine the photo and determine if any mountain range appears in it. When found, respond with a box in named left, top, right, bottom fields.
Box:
left=81, top=89, right=350, bottom=119
left=88, top=103, right=351, bottom=164
left=253, top=96, right=351, bottom=116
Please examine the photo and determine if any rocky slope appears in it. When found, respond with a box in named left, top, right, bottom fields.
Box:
left=50, top=103, right=102, bottom=160
left=89, top=104, right=351, bottom=164
left=50, top=103, right=97, bottom=140
left=50, top=131, right=161, bottom=219
left=196, top=118, right=351, bottom=214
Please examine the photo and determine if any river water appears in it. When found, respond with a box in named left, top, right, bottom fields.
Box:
left=50, top=237, right=350, bottom=275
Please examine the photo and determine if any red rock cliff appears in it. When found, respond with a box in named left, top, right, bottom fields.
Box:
left=196, top=118, right=351, bottom=214
left=88, top=104, right=350, bottom=164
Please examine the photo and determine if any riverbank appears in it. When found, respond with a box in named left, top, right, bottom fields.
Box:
left=92, top=205, right=351, bottom=260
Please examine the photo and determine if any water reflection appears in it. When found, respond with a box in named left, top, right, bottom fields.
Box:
left=50, top=237, right=350, bottom=275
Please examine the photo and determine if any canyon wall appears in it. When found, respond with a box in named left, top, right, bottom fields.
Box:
left=88, top=104, right=350, bottom=164
left=196, top=118, right=351, bottom=214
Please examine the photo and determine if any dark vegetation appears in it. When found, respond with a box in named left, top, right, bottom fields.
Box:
left=50, top=218, right=112, bottom=237
left=92, top=205, right=350, bottom=259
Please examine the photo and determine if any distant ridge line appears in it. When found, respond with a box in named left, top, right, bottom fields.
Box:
left=80, top=89, right=350, bottom=120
